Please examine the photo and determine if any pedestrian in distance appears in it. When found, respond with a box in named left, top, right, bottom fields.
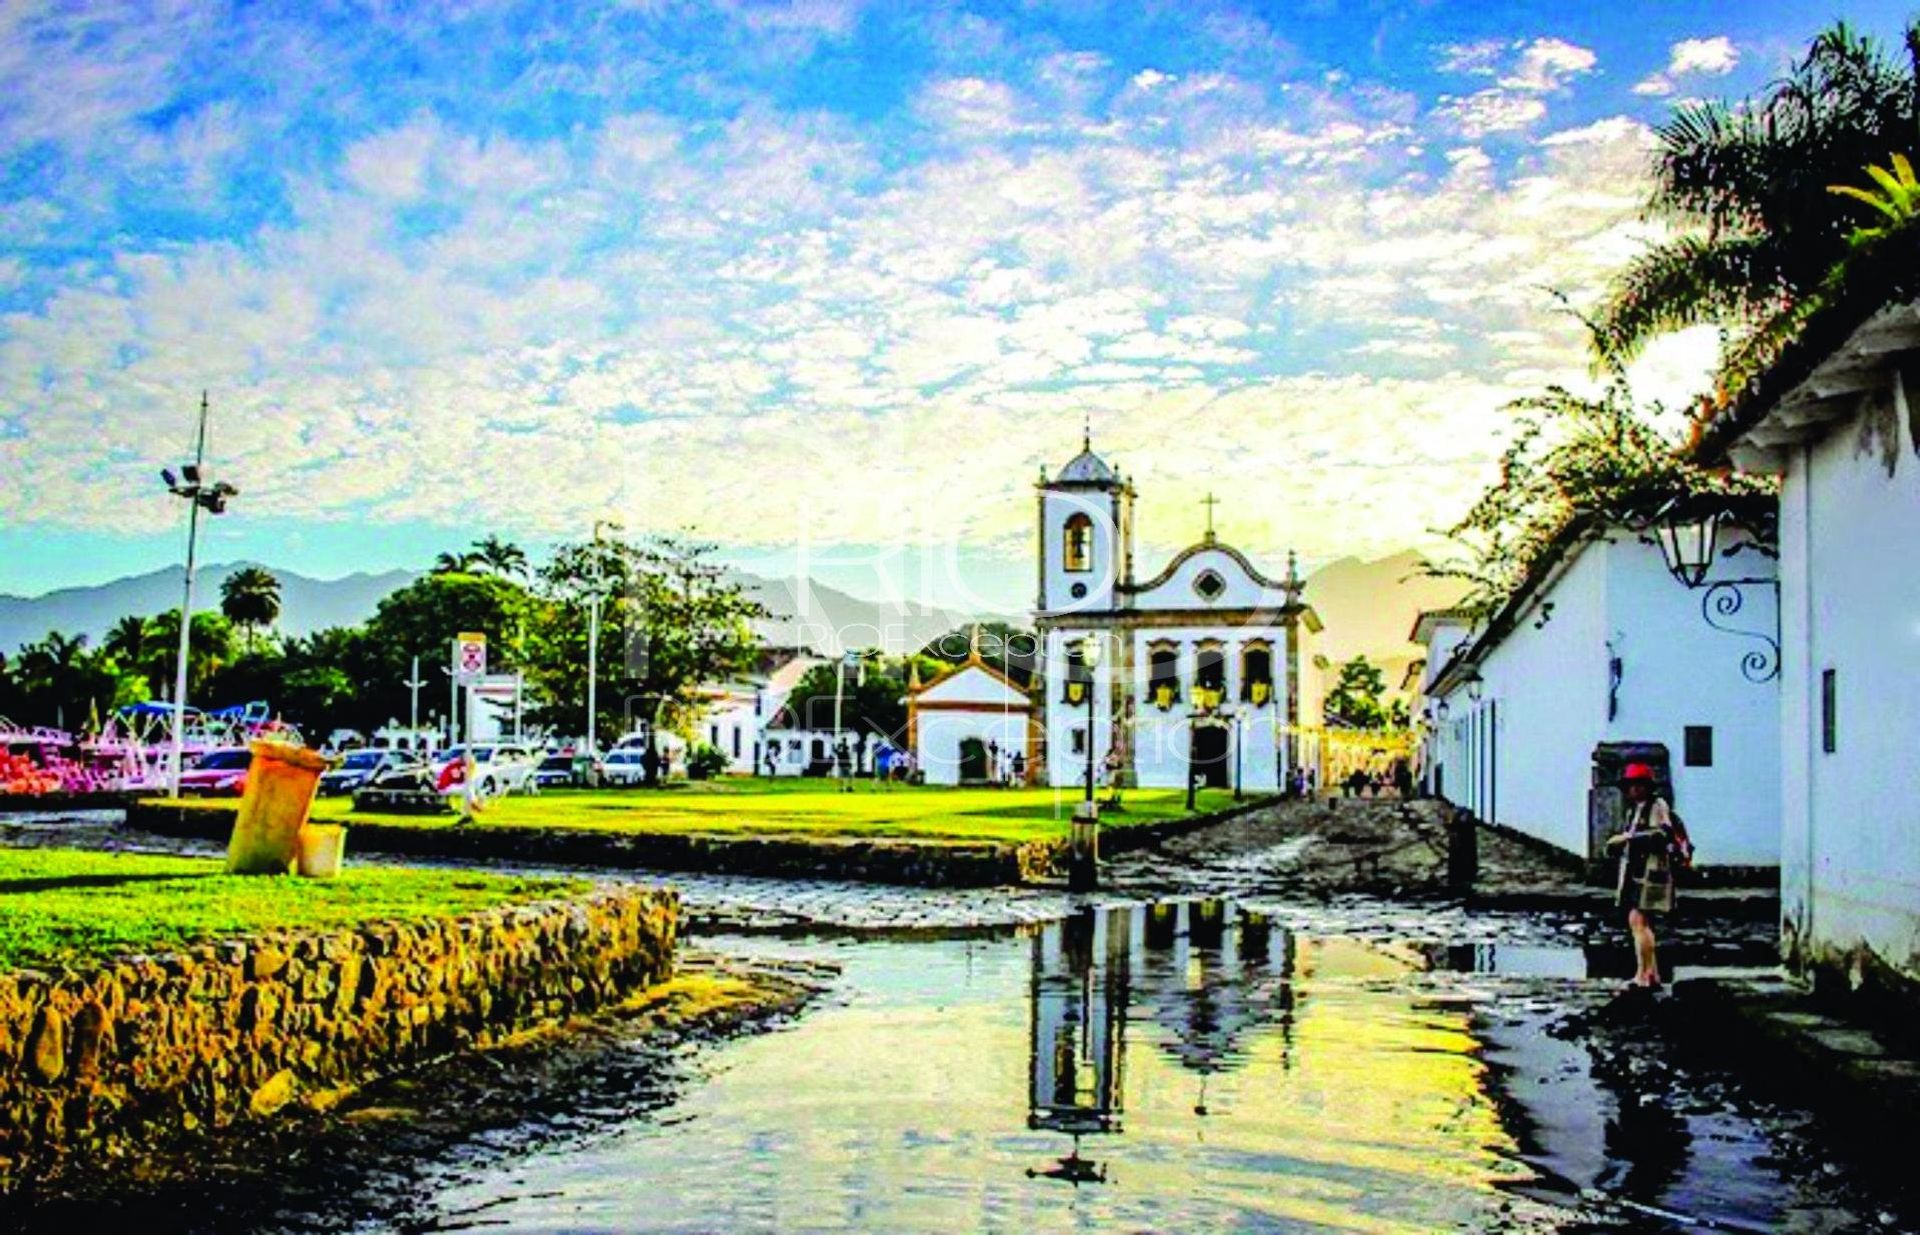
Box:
left=1606, top=762, right=1695, bottom=992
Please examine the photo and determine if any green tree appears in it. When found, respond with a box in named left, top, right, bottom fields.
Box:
left=472, top=535, right=529, bottom=578
left=103, top=614, right=149, bottom=665
left=1592, top=21, right=1920, bottom=375
left=1323, top=656, right=1389, bottom=729
left=433, top=549, right=481, bottom=574
left=783, top=655, right=912, bottom=745
left=11, top=632, right=138, bottom=731
left=917, top=622, right=1040, bottom=686
left=137, top=611, right=238, bottom=702
left=219, top=566, right=283, bottom=650
left=1429, top=381, right=1772, bottom=618
left=527, top=535, right=764, bottom=780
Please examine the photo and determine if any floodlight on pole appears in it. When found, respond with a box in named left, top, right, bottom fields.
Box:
left=162, top=393, right=237, bottom=798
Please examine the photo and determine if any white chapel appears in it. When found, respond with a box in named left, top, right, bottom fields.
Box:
left=1031, top=434, right=1322, bottom=792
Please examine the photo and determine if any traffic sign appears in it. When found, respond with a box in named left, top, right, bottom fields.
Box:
left=453, top=632, right=487, bottom=683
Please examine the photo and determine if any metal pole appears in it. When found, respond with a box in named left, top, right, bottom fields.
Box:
left=166, top=394, right=210, bottom=799
left=1084, top=672, right=1095, bottom=811
left=406, top=655, right=424, bottom=743
left=1234, top=712, right=1243, bottom=801
left=833, top=654, right=846, bottom=787
left=586, top=591, right=601, bottom=758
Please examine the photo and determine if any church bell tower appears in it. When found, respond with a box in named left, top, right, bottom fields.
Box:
left=1036, top=429, right=1134, bottom=616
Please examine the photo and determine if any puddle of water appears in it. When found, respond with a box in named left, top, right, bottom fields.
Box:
left=421, top=901, right=1560, bottom=1233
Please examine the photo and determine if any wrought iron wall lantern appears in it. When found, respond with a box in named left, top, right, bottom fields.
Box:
left=1652, top=498, right=1780, bottom=684
left=1463, top=668, right=1485, bottom=703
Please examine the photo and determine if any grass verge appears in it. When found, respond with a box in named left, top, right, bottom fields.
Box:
left=152, top=782, right=1251, bottom=846
left=0, top=847, right=585, bottom=971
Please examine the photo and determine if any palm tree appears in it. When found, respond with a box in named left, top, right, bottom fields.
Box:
left=472, top=535, right=529, bottom=578
left=220, top=567, right=283, bottom=651
left=103, top=614, right=149, bottom=664
left=1592, top=22, right=1920, bottom=374
left=433, top=549, right=481, bottom=574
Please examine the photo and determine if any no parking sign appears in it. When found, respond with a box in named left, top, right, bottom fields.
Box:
left=453, top=632, right=487, bottom=684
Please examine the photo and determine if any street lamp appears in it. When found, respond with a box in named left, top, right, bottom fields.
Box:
left=1080, top=633, right=1102, bottom=813
left=1464, top=668, right=1485, bottom=704
left=584, top=520, right=622, bottom=775
left=1653, top=499, right=1781, bottom=683
left=161, top=393, right=238, bottom=797
left=1654, top=501, right=1723, bottom=589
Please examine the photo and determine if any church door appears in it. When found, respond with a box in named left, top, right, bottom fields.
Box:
left=959, top=737, right=990, bottom=783
left=1190, top=724, right=1230, bottom=789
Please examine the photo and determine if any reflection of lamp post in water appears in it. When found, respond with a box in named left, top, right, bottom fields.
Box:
left=1071, top=633, right=1102, bottom=891
left=1027, top=906, right=1129, bottom=1184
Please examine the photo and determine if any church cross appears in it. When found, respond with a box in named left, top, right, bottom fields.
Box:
left=1201, top=492, right=1220, bottom=539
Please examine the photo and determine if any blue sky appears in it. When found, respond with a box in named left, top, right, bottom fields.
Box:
left=1, top=0, right=1909, bottom=613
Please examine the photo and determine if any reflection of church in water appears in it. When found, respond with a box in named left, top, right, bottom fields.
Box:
left=1027, top=900, right=1297, bottom=1150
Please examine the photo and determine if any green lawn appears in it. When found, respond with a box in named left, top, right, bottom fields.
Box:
left=159, top=780, right=1252, bottom=846
left=0, top=848, right=585, bottom=971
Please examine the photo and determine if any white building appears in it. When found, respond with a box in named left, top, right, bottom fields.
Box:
left=1420, top=514, right=1780, bottom=871
left=1032, top=435, right=1321, bottom=792
left=1695, top=293, right=1920, bottom=995
left=906, top=634, right=1032, bottom=785
left=697, top=653, right=820, bottom=774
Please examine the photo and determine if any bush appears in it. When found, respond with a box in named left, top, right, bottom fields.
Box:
left=685, top=743, right=729, bottom=781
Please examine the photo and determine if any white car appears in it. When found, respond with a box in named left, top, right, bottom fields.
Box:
left=599, top=748, right=649, bottom=786
left=435, top=744, right=539, bottom=797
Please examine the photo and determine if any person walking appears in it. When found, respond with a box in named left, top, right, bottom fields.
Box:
left=1606, top=763, right=1694, bottom=992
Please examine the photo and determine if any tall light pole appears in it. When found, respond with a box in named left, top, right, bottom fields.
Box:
left=1070, top=632, right=1102, bottom=892
left=584, top=520, right=621, bottom=768
left=161, top=393, right=238, bottom=797
left=404, top=654, right=427, bottom=749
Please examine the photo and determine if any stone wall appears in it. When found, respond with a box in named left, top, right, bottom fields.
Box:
left=127, top=799, right=1273, bottom=887
left=0, top=885, right=677, bottom=1193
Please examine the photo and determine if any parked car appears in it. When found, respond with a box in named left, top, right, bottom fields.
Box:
left=600, top=748, right=649, bottom=786
left=532, top=752, right=585, bottom=790
left=434, top=744, right=539, bottom=797
left=178, top=747, right=252, bottom=795
left=318, top=748, right=407, bottom=796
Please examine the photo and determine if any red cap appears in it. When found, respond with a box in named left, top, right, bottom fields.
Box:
left=1623, top=762, right=1655, bottom=782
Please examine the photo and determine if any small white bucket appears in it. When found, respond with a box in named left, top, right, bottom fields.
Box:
left=296, top=824, right=347, bottom=879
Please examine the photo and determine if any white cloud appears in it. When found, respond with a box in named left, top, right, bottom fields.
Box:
left=1500, top=38, right=1598, bottom=93
left=1435, top=89, right=1548, bottom=137
left=1635, top=35, right=1739, bottom=97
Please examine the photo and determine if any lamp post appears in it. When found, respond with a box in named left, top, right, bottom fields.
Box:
left=161, top=393, right=238, bottom=798
left=1653, top=500, right=1781, bottom=683
left=584, top=520, right=621, bottom=777
left=1071, top=632, right=1102, bottom=892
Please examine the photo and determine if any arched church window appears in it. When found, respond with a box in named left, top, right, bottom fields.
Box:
left=1148, top=643, right=1180, bottom=710
left=1194, top=643, right=1227, bottom=711
left=1241, top=641, right=1274, bottom=706
left=1063, top=513, right=1093, bottom=573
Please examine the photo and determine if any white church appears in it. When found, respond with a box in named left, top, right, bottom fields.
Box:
left=904, top=434, right=1322, bottom=792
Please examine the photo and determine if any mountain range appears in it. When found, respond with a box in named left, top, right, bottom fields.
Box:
left=0, top=552, right=1464, bottom=687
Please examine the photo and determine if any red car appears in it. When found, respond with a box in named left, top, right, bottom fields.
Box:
left=178, top=747, right=252, bottom=795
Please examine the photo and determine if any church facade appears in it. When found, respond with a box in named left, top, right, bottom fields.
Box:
left=1033, top=437, right=1321, bottom=792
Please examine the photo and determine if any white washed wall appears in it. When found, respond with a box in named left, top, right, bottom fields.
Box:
left=1428, top=533, right=1779, bottom=866
left=1606, top=532, right=1780, bottom=866
left=916, top=711, right=1031, bottom=785
left=1044, top=627, right=1113, bottom=789
left=1788, top=416, right=1920, bottom=980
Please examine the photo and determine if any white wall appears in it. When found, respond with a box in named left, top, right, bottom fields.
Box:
left=1785, top=410, right=1920, bottom=981
left=1606, top=531, right=1779, bottom=866
left=1436, top=541, right=1610, bottom=854
left=1429, top=532, right=1780, bottom=866
left=1128, top=545, right=1290, bottom=612
left=916, top=711, right=1030, bottom=785
left=1043, top=627, right=1113, bottom=789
